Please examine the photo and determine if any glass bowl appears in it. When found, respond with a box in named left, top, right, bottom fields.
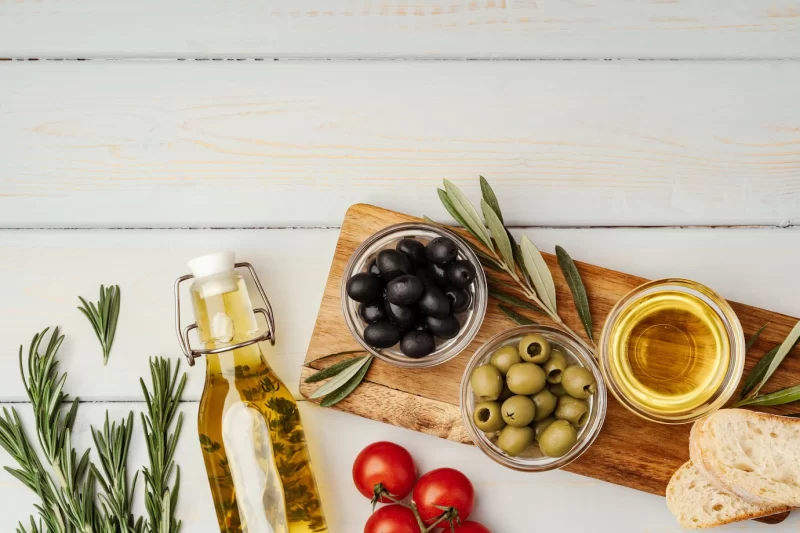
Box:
left=599, top=278, right=745, bottom=424
left=341, top=222, right=487, bottom=368
left=460, top=325, right=607, bottom=472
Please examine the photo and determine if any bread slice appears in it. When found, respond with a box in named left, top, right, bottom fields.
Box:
left=667, top=461, right=790, bottom=528
left=690, top=409, right=800, bottom=506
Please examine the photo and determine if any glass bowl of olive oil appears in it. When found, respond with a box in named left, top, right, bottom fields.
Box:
left=599, top=279, right=745, bottom=424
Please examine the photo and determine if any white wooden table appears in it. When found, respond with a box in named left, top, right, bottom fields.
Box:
left=1, top=2, right=799, bottom=531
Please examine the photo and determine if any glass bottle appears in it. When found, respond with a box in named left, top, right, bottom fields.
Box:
left=175, top=252, right=327, bottom=533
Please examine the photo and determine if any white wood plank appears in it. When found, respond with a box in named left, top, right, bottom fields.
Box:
left=1, top=61, right=799, bottom=228
left=0, top=227, right=798, bottom=403
left=3, top=401, right=794, bottom=532
left=1, top=1, right=799, bottom=59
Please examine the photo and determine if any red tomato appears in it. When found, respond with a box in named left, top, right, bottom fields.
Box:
left=364, top=504, right=421, bottom=533
left=412, top=468, right=475, bottom=524
left=353, top=442, right=417, bottom=503
left=451, top=522, right=491, bottom=533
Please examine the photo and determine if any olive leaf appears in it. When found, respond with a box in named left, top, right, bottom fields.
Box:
left=479, top=175, right=503, bottom=223
left=304, top=356, right=368, bottom=383
left=499, top=305, right=535, bottom=326
left=435, top=190, right=472, bottom=232
left=519, top=236, right=557, bottom=314
left=481, top=199, right=514, bottom=270
left=442, top=180, right=494, bottom=251
left=489, top=289, right=546, bottom=315
left=739, top=345, right=780, bottom=400
left=555, top=245, right=593, bottom=341
left=745, top=323, right=769, bottom=353
left=309, top=356, right=371, bottom=399
left=751, top=320, right=800, bottom=397
left=735, top=384, right=800, bottom=408
left=320, top=356, right=374, bottom=407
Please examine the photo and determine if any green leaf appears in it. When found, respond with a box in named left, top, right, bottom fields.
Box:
left=555, top=246, right=593, bottom=341
left=321, top=356, right=374, bottom=407
left=735, top=384, right=800, bottom=408
left=752, top=320, right=800, bottom=396
left=745, top=322, right=769, bottom=353
left=519, top=236, right=557, bottom=314
left=479, top=176, right=503, bottom=223
left=498, top=305, right=535, bottom=326
left=739, top=345, right=780, bottom=400
left=304, top=356, right=367, bottom=383
left=309, top=356, right=371, bottom=399
left=78, top=285, right=122, bottom=365
left=442, top=180, right=494, bottom=251
left=436, top=190, right=473, bottom=237
left=489, top=289, right=546, bottom=315
left=306, top=349, right=369, bottom=365
left=480, top=199, right=514, bottom=270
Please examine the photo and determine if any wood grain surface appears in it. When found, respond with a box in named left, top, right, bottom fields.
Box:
left=300, top=204, right=799, bottom=521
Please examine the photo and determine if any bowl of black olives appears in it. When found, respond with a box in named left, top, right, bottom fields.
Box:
left=460, top=325, right=607, bottom=472
left=342, top=223, right=487, bottom=368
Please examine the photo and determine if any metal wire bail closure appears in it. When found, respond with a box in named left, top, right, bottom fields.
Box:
left=174, top=262, right=276, bottom=366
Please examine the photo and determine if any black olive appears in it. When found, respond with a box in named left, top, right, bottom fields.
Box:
left=415, top=267, right=438, bottom=288
left=385, top=274, right=424, bottom=306
left=430, top=263, right=449, bottom=288
left=359, top=300, right=387, bottom=323
left=385, top=301, right=417, bottom=330
left=367, top=259, right=381, bottom=276
left=425, top=237, right=458, bottom=265
left=364, top=320, right=401, bottom=348
left=418, top=286, right=450, bottom=318
left=346, top=272, right=383, bottom=302
left=396, top=238, right=427, bottom=266
left=446, top=260, right=477, bottom=289
left=445, top=287, right=472, bottom=314
left=376, top=249, right=413, bottom=280
left=426, top=315, right=461, bottom=339
left=400, top=330, right=436, bottom=358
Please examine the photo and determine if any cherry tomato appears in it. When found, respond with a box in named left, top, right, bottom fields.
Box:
left=364, top=504, right=421, bottom=533
left=451, top=522, right=491, bottom=533
left=353, top=442, right=417, bottom=503
left=412, top=468, right=475, bottom=524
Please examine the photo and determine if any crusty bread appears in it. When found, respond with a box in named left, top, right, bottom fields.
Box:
left=666, top=461, right=790, bottom=529
left=690, top=409, right=800, bottom=506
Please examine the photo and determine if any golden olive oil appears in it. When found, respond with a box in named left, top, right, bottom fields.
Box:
left=606, top=289, right=730, bottom=415
left=192, top=274, right=327, bottom=533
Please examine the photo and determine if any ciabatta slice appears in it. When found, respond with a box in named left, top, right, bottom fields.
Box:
left=667, top=462, right=790, bottom=528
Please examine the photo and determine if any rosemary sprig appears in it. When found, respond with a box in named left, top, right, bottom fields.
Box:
left=78, top=285, right=121, bottom=365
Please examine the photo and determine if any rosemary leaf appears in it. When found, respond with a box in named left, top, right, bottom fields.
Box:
left=321, top=356, right=374, bottom=407
left=745, top=323, right=769, bottom=353
left=479, top=176, right=504, bottom=223
left=481, top=199, right=514, bottom=270
left=489, top=289, right=546, bottom=315
left=734, top=384, right=800, bottom=408
left=739, top=346, right=780, bottom=400
left=499, top=305, right=536, bottom=326
left=442, top=180, right=494, bottom=251
left=305, top=356, right=367, bottom=383
left=309, top=356, right=371, bottom=399
left=752, top=320, right=800, bottom=396
left=555, top=246, right=593, bottom=341
left=78, top=285, right=121, bottom=365
left=519, top=236, right=557, bottom=314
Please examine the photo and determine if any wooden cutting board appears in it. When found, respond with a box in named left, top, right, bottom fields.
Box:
left=299, top=204, right=798, bottom=524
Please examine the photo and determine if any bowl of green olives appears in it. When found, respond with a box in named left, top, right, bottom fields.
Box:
left=342, top=222, right=487, bottom=368
left=460, top=326, right=607, bottom=471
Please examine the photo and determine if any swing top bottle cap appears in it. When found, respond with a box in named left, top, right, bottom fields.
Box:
left=188, top=251, right=235, bottom=279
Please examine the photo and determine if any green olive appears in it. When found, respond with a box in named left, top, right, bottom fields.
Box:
left=549, top=383, right=569, bottom=397
left=473, top=401, right=505, bottom=432
left=531, top=388, right=557, bottom=421
left=501, top=395, right=536, bottom=427
left=533, top=416, right=557, bottom=441
left=470, top=364, right=504, bottom=401
left=561, top=365, right=597, bottom=399
left=498, top=383, right=514, bottom=402
left=555, top=395, right=590, bottom=427
left=538, top=419, right=578, bottom=457
left=497, top=425, right=535, bottom=457
left=543, top=349, right=567, bottom=384
left=518, top=334, right=551, bottom=364
left=490, top=345, right=521, bottom=375
left=506, top=363, right=546, bottom=396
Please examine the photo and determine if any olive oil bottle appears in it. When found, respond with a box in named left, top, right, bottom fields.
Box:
left=177, top=252, right=327, bottom=533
